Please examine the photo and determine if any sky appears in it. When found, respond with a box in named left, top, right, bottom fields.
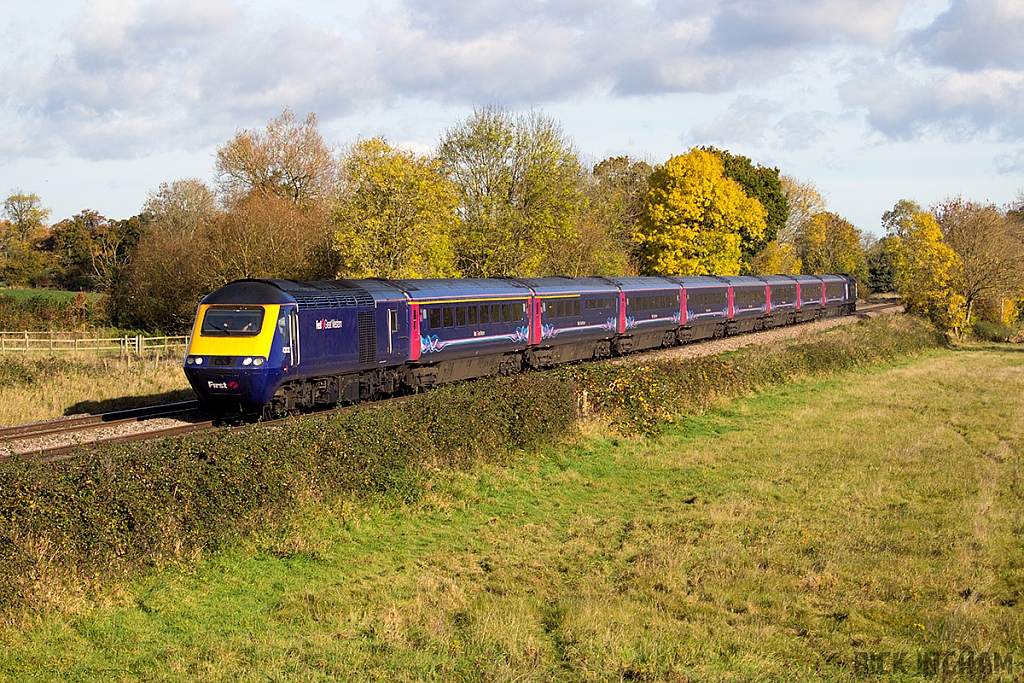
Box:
left=1, top=0, right=1023, bottom=236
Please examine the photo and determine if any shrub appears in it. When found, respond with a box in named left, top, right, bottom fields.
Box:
left=971, top=319, right=1014, bottom=343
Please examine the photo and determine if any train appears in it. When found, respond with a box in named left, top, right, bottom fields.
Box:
left=182, top=274, right=857, bottom=416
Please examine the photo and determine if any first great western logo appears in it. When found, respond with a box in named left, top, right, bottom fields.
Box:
left=315, top=319, right=343, bottom=330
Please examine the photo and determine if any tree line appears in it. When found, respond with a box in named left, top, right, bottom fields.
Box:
left=1, top=107, right=1022, bottom=334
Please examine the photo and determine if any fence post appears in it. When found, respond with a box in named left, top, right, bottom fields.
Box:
left=136, top=335, right=142, bottom=355
left=49, top=332, right=53, bottom=354
left=24, top=331, right=29, bottom=353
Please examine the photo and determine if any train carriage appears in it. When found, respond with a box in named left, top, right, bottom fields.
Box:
left=722, top=276, right=770, bottom=334
left=604, top=276, right=683, bottom=354
left=665, top=276, right=730, bottom=342
left=397, top=278, right=533, bottom=387
left=515, top=277, right=620, bottom=367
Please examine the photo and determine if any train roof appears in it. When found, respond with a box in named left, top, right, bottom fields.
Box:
left=513, top=276, right=619, bottom=295
left=388, top=277, right=532, bottom=302
left=602, top=276, right=680, bottom=291
left=661, top=275, right=731, bottom=288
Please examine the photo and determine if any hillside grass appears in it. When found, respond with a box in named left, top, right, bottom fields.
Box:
left=0, top=289, right=104, bottom=304
left=2, top=338, right=1021, bottom=680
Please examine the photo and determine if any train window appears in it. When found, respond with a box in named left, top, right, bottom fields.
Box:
left=491, top=304, right=501, bottom=322
left=643, top=297, right=650, bottom=311
left=468, top=306, right=478, bottom=325
left=429, top=308, right=441, bottom=329
left=480, top=305, right=490, bottom=324
left=456, top=306, right=466, bottom=326
left=605, top=298, right=612, bottom=309
left=443, top=307, right=454, bottom=328
left=586, top=299, right=594, bottom=310
left=201, top=306, right=265, bottom=336
left=573, top=300, right=580, bottom=316
left=555, top=300, right=564, bottom=318
left=514, top=303, right=525, bottom=321
left=501, top=303, right=511, bottom=322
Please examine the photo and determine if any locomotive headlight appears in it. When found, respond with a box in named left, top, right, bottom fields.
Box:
left=242, top=357, right=253, bottom=366
left=252, top=357, right=265, bottom=366
left=194, top=357, right=203, bottom=365
left=186, top=356, right=194, bottom=365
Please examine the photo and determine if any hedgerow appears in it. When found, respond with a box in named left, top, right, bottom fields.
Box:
left=0, top=314, right=943, bottom=612
left=567, top=314, right=945, bottom=435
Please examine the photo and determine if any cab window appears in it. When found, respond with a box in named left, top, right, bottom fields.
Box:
left=202, top=306, right=265, bottom=336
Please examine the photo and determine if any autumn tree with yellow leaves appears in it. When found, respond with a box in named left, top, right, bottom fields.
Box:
left=333, top=138, right=460, bottom=279
left=634, top=149, right=765, bottom=276
left=883, top=200, right=967, bottom=333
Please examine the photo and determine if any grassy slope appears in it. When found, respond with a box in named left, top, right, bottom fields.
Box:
left=3, top=346, right=1023, bottom=681
left=0, top=289, right=103, bottom=304
left=0, top=355, right=194, bottom=424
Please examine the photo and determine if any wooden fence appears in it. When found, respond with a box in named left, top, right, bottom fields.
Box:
left=0, top=331, right=189, bottom=354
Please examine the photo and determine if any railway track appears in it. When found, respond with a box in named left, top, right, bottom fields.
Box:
left=0, top=401, right=211, bottom=463
left=0, top=300, right=902, bottom=463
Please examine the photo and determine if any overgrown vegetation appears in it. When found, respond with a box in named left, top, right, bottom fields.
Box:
left=0, top=291, right=100, bottom=330
left=0, top=316, right=941, bottom=615
left=0, top=373, right=577, bottom=612
left=2, top=323, right=1020, bottom=681
left=568, top=314, right=944, bottom=435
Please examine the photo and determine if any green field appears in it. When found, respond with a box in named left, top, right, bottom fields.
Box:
left=2, top=345, right=1022, bottom=681
left=0, top=288, right=103, bottom=304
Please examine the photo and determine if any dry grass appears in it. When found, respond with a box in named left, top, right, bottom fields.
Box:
left=0, top=352, right=194, bottom=425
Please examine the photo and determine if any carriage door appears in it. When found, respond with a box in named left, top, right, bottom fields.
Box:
left=388, top=308, right=399, bottom=355
left=287, top=308, right=301, bottom=366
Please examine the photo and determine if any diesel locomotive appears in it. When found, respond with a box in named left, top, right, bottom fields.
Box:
left=182, top=274, right=857, bottom=415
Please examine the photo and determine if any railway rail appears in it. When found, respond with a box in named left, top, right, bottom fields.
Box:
left=0, top=300, right=903, bottom=463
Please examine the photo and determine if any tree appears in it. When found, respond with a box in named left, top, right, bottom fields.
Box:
left=215, top=109, right=337, bottom=207
left=437, top=106, right=587, bottom=277
left=866, top=238, right=898, bottom=293
left=799, top=211, right=865, bottom=276
left=540, top=156, right=652, bottom=277
left=882, top=200, right=966, bottom=332
left=46, top=210, right=142, bottom=292
left=932, top=197, right=1023, bottom=324
left=780, top=175, right=827, bottom=247
left=749, top=240, right=800, bottom=275
left=2, top=192, right=50, bottom=244
left=142, top=179, right=219, bottom=236
left=703, top=148, right=787, bottom=267
left=333, top=138, right=459, bottom=279
left=634, top=149, right=766, bottom=276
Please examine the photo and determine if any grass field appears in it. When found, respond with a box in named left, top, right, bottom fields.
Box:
left=0, top=354, right=194, bottom=424
left=1, top=344, right=1020, bottom=681
left=0, top=288, right=103, bottom=304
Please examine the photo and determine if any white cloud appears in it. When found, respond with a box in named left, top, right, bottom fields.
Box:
left=2, top=0, right=1022, bottom=164
left=995, top=147, right=1024, bottom=174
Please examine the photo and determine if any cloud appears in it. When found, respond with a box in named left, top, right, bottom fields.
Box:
left=4, top=0, right=1018, bottom=162
left=841, top=63, right=1024, bottom=141
left=841, top=0, right=1024, bottom=142
left=995, top=147, right=1024, bottom=174
left=911, top=0, right=1024, bottom=71
left=686, top=97, right=829, bottom=150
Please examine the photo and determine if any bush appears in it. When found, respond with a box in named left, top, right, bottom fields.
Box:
left=971, top=319, right=1014, bottom=343
left=0, top=291, right=99, bottom=331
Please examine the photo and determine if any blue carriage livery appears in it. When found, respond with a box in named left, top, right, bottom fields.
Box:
left=183, top=274, right=857, bottom=414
